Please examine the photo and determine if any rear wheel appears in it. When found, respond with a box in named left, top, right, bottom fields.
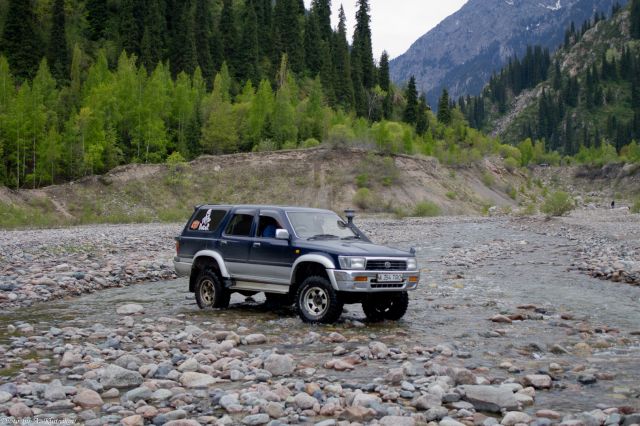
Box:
left=362, top=292, right=409, bottom=321
left=296, top=276, right=343, bottom=324
left=195, top=270, right=230, bottom=309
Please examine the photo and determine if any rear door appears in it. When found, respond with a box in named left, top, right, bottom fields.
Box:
left=246, top=210, right=295, bottom=285
left=219, top=209, right=257, bottom=276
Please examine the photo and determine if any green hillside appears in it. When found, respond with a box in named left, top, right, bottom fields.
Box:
left=460, top=1, right=640, bottom=164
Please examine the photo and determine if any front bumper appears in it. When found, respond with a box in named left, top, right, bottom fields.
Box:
left=327, top=269, right=420, bottom=292
left=173, top=257, right=193, bottom=278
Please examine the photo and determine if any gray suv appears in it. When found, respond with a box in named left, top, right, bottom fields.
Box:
left=174, top=205, right=420, bottom=323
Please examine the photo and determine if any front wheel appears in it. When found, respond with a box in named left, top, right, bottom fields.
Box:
left=362, top=292, right=409, bottom=322
left=296, top=276, right=343, bottom=324
left=195, top=270, right=230, bottom=309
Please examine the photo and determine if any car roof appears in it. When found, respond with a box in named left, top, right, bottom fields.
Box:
left=197, top=204, right=337, bottom=214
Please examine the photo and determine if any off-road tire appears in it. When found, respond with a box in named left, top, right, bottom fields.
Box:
left=195, top=270, right=230, bottom=309
left=296, top=276, right=343, bottom=324
left=362, top=292, right=409, bottom=321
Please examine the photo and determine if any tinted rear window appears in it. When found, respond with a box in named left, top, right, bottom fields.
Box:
left=224, top=214, right=255, bottom=237
left=188, top=209, right=226, bottom=232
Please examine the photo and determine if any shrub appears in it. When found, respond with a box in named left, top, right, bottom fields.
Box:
left=542, top=191, right=574, bottom=217
left=353, top=188, right=374, bottom=210
left=355, top=173, right=369, bottom=188
left=632, top=199, right=640, bottom=214
left=302, top=138, right=320, bottom=148
left=446, top=191, right=457, bottom=200
left=482, top=171, right=495, bottom=188
left=504, top=157, right=519, bottom=172
left=506, top=185, right=517, bottom=200
left=281, top=140, right=298, bottom=150
left=413, top=200, right=441, bottom=217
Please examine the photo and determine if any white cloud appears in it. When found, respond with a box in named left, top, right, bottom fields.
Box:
left=303, top=0, right=469, bottom=60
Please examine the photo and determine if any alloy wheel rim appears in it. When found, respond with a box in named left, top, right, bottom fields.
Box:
left=303, top=286, right=329, bottom=317
left=200, top=279, right=215, bottom=305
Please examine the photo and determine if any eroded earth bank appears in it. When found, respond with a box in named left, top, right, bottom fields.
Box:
left=0, top=210, right=639, bottom=425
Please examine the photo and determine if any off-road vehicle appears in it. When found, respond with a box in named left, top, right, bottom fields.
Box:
left=174, top=205, right=420, bottom=323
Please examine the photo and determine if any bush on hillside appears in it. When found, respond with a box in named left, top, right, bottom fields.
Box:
left=542, top=191, right=574, bottom=216
left=413, top=200, right=441, bottom=217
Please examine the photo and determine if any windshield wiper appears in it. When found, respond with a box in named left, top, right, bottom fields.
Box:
left=341, top=235, right=361, bottom=240
left=307, top=234, right=340, bottom=240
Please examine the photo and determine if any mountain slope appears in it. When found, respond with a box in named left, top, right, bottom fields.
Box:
left=390, top=0, right=627, bottom=108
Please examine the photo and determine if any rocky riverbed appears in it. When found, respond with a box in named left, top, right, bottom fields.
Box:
left=0, top=210, right=639, bottom=425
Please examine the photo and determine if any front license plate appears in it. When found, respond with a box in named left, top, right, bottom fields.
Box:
left=377, top=273, right=403, bottom=283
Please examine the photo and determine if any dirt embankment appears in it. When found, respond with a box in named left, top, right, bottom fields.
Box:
left=0, top=148, right=532, bottom=227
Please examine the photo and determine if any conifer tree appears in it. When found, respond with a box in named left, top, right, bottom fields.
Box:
left=333, top=6, right=354, bottom=110
left=238, top=0, right=260, bottom=84
left=352, top=0, right=375, bottom=89
left=86, top=0, right=108, bottom=41
left=379, top=52, right=390, bottom=92
left=48, top=0, right=69, bottom=83
left=194, top=0, right=214, bottom=81
left=403, top=76, right=418, bottom=125
left=273, top=0, right=304, bottom=74
left=141, top=0, right=167, bottom=72
left=0, top=0, right=44, bottom=81
left=171, top=0, right=198, bottom=76
left=312, top=0, right=333, bottom=42
left=631, top=0, right=640, bottom=39
left=220, top=0, right=239, bottom=75
left=304, top=11, right=323, bottom=76
left=416, top=95, right=429, bottom=136
left=119, top=0, right=142, bottom=56
left=437, top=88, right=451, bottom=125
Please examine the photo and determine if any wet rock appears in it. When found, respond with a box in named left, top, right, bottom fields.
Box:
left=242, top=414, right=270, bottom=425
left=379, top=416, right=416, bottom=426
left=462, top=385, right=518, bottom=413
left=501, top=411, right=532, bottom=426
left=179, top=372, right=217, bottom=388
left=622, top=414, right=640, bottom=426
left=413, top=393, right=442, bottom=410
left=329, top=332, right=347, bottom=343
left=116, top=303, right=145, bottom=315
left=578, top=374, right=597, bottom=385
left=524, top=374, right=552, bottom=389
left=370, top=341, right=390, bottom=358
left=490, top=314, right=513, bottom=323
left=100, top=364, right=143, bottom=388
left=73, top=388, right=104, bottom=408
left=339, top=406, right=376, bottom=422
left=264, top=353, right=295, bottom=376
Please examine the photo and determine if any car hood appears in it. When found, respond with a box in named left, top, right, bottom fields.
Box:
left=296, top=239, right=412, bottom=257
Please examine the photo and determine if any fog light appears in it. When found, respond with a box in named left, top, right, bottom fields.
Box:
left=334, top=271, right=350, bottom=281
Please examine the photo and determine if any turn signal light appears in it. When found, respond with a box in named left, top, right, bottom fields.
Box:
left=354, top=276, right=368, bottom=282
left=408, top=276, right=419, bottom=283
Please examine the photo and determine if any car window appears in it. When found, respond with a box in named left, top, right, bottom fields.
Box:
left=224, top=213, right=255, bottom=237
left=189, top=209, right=226, bottom=232
left=257, top=215, right=283, bottom=238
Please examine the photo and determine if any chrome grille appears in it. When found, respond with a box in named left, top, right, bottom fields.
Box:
left=365, top=259, right=407, bottom=271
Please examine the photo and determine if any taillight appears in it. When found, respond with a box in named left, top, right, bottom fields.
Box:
left=175, top=240, right=180, bottom=255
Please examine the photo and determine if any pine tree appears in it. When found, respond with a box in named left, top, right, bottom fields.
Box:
left=170, top=0, right=198, bottom=76
left=352, top=0, right=375, bottom=89
left=312, top=0, right=332, bottom=42
left=631, top=0, right=640, bottom=39
left=119, top=0, right=142, bottom=56
left=0, top=0, right=44, bottom=81
left=238, top=0, right=260, bottom=84
left=141, top=0, right=167, bottom=72
left=379, top=52, right=390, bottom=92
left=437, top=88, right=451, bottom=125
left=403, top=76, right=418, bottom=125
left=193, top=0, right=214, bottom=81
left=220, top=0, right=239, bottom=76
left=86, top=0, right=108, bottom=41
left=415, top=95, right=429, bottom=136
left=273, top=0, right=304, bottom=74
left=332, top=6, right=354, bottom=110
left=304, top=11, right=323, bottom=76
left=47, top=0, right=69, bottom=83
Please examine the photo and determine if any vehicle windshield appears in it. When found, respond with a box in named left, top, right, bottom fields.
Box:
left=287, top=212, right=357, bottom=240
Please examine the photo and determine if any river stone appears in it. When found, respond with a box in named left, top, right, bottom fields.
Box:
left=73, top=388, right=104, bottom=408
left=352, top=392, right=381, bottom=408
left=265, top=402, right=285, bottom=419
left=0, top=391, right=12, bottom=403
left=245, top=334, right=267, bottom=344
left=121, top=414, right=144, bottom=426
left=439, top=417, right=467, bottom=426
left=151, top=388, right=173, bottom=401
left=100, top=364, right=143, bottom=388
left=339, top=406, right=377, bottom=422
left=44, top=379, right=67, bottom=401
left=242, top=414, right=270, bottom=425
left=177, top=358, right=199, bottom=372
left=59, top=351, right=83, bottom=367
left=413, top=393, right=442, bottom=410
left=116, top=303, right=144, bottom=315
left=179, top=371, right=216, bottom=388
left=264, top=353, right=295, bottom=376
left=501, top=412, right=532, bottom=425
left=294, top=392, right=317, bottom=409
left=164, top=421, right=201, bottom=426
left=462, top=385, right=518, bottom=413
left=124, top=386, right=152, bottom=402
left=623, top=414, right=640, bottom=426
left=524, top=374, right=552, bottom=389
left=380, top=416, right=417, bottom=426
left=8, top=402, right=32, bottom=418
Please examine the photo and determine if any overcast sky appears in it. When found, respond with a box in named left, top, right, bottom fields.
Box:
left=303, top=0, right=469, bottom=60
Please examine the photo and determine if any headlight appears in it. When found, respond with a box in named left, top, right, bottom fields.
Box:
left=338, top=256, right=366, bottom=270
left=407, top=258, right=418, bottom=270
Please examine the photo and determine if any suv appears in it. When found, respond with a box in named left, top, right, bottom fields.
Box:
left=174, top=205, right=420, bottom=323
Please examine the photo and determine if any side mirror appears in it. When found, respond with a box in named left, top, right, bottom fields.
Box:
left=275, top=229, right=290, bottom=240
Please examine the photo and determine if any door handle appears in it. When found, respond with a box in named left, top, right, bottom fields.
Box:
left=253, top=242, right=261, bottom=248
left=220, top=240, right=228, bottom=246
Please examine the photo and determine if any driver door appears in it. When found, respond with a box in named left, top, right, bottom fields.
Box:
left=246, top=210, right=295, bottom=285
